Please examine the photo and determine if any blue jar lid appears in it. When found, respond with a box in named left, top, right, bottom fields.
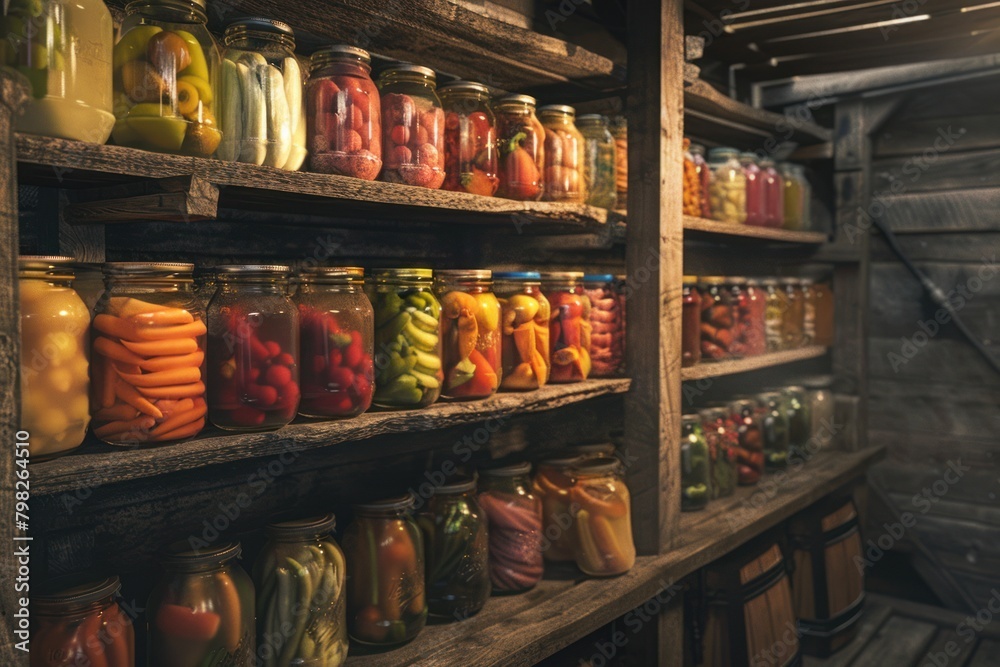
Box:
left=583, top=274, right=615, bottom=283
left=493, top=271, right=541, bottom=280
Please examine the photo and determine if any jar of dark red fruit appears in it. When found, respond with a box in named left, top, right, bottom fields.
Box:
left=294, top=267, right=374, bottom=419
left=378, top=64, right=446, bottom=189
left=495, top=95, right=545, bottom=201
left=682, top=276, right=701, bottom=367
left=438, top=81, right=499, bottom=196
left=729, top=399, right=764, bottom=485
left=207, top=265, right=300, bottom=432
left=699, top=276, right=733, bottom=361
left=306, top=45, right=382, bottom=180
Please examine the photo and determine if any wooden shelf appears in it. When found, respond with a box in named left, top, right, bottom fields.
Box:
left=683, top=215, right=829, bottom=244
left=681, top=346, right=829, bottom=381
left=30, top=379, right=630, bottom=496
left=344, top=446, right=884, bottom=667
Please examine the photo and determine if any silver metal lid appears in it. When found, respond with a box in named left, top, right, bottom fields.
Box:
left=576, top=114, right=606, bottom=124
left=435, top=269, right=491, bottom=281
left=103, top=262, right=194, bottom=276
left=312, top=44, right=371, bottom=64
left=496, top=94, right=537, bottom=107
left=225, top=16, right=294, bottom=37
left=438, top=80, right=489, bottom=95
left=215, top=264, right=290, bottom=275
left=380, top=63, right=436, bottom=80
left=538, top=104, right=576, bottom=116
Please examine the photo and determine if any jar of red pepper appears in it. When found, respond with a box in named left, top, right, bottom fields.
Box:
left=699, top=276, right=733, bottom=361
left=682, top=275, right=701, bottom=367
left=434, top=270, right=501, bottom=399
left=760, top=158, right=784, bottom=228
left=294, top=267, right=374, bottom=419
left=378, top=64, right=446, bottom=189
left=740, top=152, right=766, bottom=226
left=742, top=278, right=768, bottom=356
left=438, top=80, right=499, bottom=196
left=729, top=399, right=765, bottom=485
left=583, top=274, right=624, bottom=377
left=541, top=272, right=592, bottom=382
left=495, top=95, right=545, bottom=201
left=494, top=271, right=551, bottom=391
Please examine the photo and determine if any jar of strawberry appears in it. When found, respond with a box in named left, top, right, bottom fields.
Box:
left=378, top=64, right=446, bottom=189
left=438, top=81, right=498, bottom=196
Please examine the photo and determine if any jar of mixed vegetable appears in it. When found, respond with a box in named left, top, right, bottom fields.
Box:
left=570, top=457, right=635, bottom=576
left=762, top=279, right=786, bottom=353
left=742, top=278, right=768, bottom=357
left=577, top=114, right=617, bottom=209
left=729, top=399, right=764, bottom=485
left=690, top=143, right=711, bottom=219
left=533, top=456, right=579, bottom=562
left=609, top=115, right=627, bottom=209
left=681, top=414, right=711, bottom=511
left=583, top=274, right=624, bottom=377
left=782, top=278, right=805, bottom=349
left=756, top=391, right=790, bottom=470
left=378, top=64, right=445, bottom=189
left=438, top=80, right=498, bottom=196
left=435, top=270, right=501, bottom=399
left=494, top=271, right=551, bottom=391
left=708, top=148, right=746, bottom=224
left=700, top=407, right=738, bottom=499
left=699, top=276, right=733, bottom=361
left=538, top=104, right=585, bottom=203
left=541, top=272, right=592, bottom=382
left=478, top=463, right=544, bottom=592
left=682, top=138, right=702, bottom=217
left=495, top=95, right=545, bottom=201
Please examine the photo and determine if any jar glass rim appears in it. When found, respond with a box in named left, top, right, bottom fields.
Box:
left=224, top=16, right=294, bottom=39
left=161, top=542, right=242, bottom=567
left=438, top=80, right=490, bottom=95
left=496, top=94, right=536, bottom=108
left=34, top=575, right=120, bottom=610
left=266, top=514, right=337, bottom=539
left=480, top=462, right=532, bottom=477
left=311, top=44, right=371, bottom=65
left=300, top=266, right=364, bottom=283
left=573, top=456, right=622, bottom=475
left=538, top=104, right=576, bottom=116
left=373, top=268, right=433, bottom=282
left=380, top=63, right=436, bottom=80
left=355, top=495, right=415, bottom=512
left=435, top=269, right=491, bottom=282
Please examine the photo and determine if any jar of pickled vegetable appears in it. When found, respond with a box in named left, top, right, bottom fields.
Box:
left=727, top=277, right=749, bottom=359
left=690, top=143, right=711, bottom=219
left=19, top=257, right=90, bottom=460
left=782, top=278, right=805, bottom=349
left=435, top=270, right=501, bottom=399
left=756, top=391, right=789, bottom=470
left=207, top=265, right=300, bottom=432
left=541, top=271, right=592, bottom=382
left=438, top=80, right=498, bottom=196
left=781, top=163, right=809, bottom=230
left=681, top=414, right=711, bottom=511
left=682, top=275, right=702, bottom=367
left=478, top=463, right=543, bottom=592
left=148, top=542, right=255, bottom=666
left=416, top=477, right=490, bottom=618
left=740, top=152, right=766, bottom=226
left=781, top=386, right=811, bottom=453
left=32, top=575, right=133, bottom=667
left=538, top=104, right=584, bottom=203
left=729, top=399, right=764, bottom=485
left=699, top=276, right=733, bottom=361
left=5, top=0, right=114, bottom=143
left=800, top=278, right=816, bottom=345
left=294, top=267, right=373, bottom=419
left=708, top=148, right=746, bottom=224
left=91, top=262, right=206, bottom=445
left=742, top=279, right=767, bottom=357
left=218, top=18, right=305, bottom=169
left=577, top=114, right=617, bottom=209
left=609, top=115, right=627, bottom=209
left=760, top=158, right=784, bottom=228
left=253, top=515, right=347, bottom=666
left=372, top=268, right=442, bottom=408
left=378, top=64, right=445, bottom=189
left=700, top=407, right=737, bottom=499
left=494, top=271, right=550, bottom=391
left=762, top=279, right=785, bottom=353
left=306, top=45, right=381, bottom=179
left=801, top=375, right=834, bottom=448
left=812, top=279, right=834, bottom=346
left=583, top=274, right=624, bottom=377
left=112, top=0, right=221, bottom=156
left=495, top=94, right=544, bottom=201
left=342, top=496, right=427, bottom=645
left=570, top=457, right=635, bottom=576
left=682, top=138, right=701, bottom=217
left=533, top=456, right=579, bottom=562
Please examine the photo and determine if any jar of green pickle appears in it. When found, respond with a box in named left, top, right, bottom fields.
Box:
left=700, top=407, right=737, bottom=498
left=756, top=391, right=790, bottom=469
left=762, top=279, right=786, bottom=352
left=681, top=414, right=711, bottom=511
left=781, top=386, right=812, bottom=454
left=576, top=114, right=617, bottom=210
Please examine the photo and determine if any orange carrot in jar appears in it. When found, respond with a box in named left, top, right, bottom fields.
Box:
left=79, top=612, right=110, bottom=667
left=116, top=367, right=202, bottom=387
left=139, top=350, right=204, bottom=372
left=93, top=314, right=139, bottom=341
left=94, top=336, right=147, bottom=365
left=114, top=381, right=164, bottom=418
left=102, top=604, right=132, bottom=667
left=588, top=513, right=632, bottom=573
left=213, top=571, right=242, bottom=653
left=150, top=399, right=205, bottom=436
left=94, top=404, right=140, bottom=422
left=93, top=415, right=157, bottom=439
left=155, top=418, right=205, bottom=442
left=130, top=308, right=194, bottom=328
left=100, top=359, right=117, bottom=409
left=131, top=319, right=206, bottom=341
left=121, top=337, right=198, bottom=356
left=571, top=485, right=628, bottom=519
left=136, top=381, right=205, bottom=400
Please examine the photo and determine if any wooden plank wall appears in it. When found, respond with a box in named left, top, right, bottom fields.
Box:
left=864, top=79, right=1000, bottom=610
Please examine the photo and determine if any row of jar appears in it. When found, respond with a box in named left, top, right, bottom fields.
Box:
left=30, top=455, right=634, bottom=666
left=683, top=276, right=834, bottom=366
left=19, top=258, right=626, bottom=459
left=682, top=140, right=813, bottom=230
left=681, top=382, right=834, bottom=511
left=6, top=0, right=627, bottom=207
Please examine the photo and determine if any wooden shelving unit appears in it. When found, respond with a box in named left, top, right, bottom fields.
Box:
left=683, top=215, right=829, bottom=244
left=681, top=346, right=829, bottom=381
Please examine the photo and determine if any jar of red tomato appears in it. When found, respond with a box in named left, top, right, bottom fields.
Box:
left=699, top=276, right=733, bottom=361
left=438, top=81, right=498, bottom=196
left=742, top=278, right=767, bottom=356
left=682, top=276, right=701, bottom=367
left=495, top=95, right=545, bottom=201
left=541, top=272, right=592, bottom=382
left=690, top=143, right=712, bottom=219
left=434, top=270, right=501, bottom=399
left=740, top=152, right=766, bottom=226
left=729, top=399, right=765, bottom=485
left=583, top=274, right=624, bottom=377
left=32, top=575, right=134, bottom=667
left=727, top=277, right=751, bottom=358
left=207, top=265, right=300, bottom=432
left=307, top=45, right=382, bottom=180
left=538, top=105, right=585, bottom=203
left=378, top=64, right=446, bottom=189
left=760, top=158, right=784, bottom=228
left=294, top=267, right=373, bottom=419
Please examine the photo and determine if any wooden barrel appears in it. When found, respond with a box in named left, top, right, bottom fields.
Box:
left=787, top=497, right=865, bottom=657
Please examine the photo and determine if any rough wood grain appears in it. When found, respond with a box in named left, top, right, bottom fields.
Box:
left=869, top=338, right=1000, bottom=387
left=683, top=215, right=828, bottom=244
left=877, top=188, right=1000, bottom=234
left=63, top=175, right=219, bottom=224
left=802, top=600, right=892, bottom=667
left=868, top=379, right=1000, bottom=440
left=680, top=346, right=829, bottom=381
left=850, top=614, right=938, bottom=667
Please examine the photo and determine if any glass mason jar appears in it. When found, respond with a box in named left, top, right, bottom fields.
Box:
left=416, top=478, right=490, bottom=618
left=812, top=279, right=835, bottom=346
left=495, top=94, right=544, bottom=201
left=801, top=375, right=834, bottom=449
left=609, top=115, right=627, bottom=209
left=478, top=463, right=544, bottom=593
left=342, top=496, right=427, bottom=645
left=760, top=158, right=784, bottom=228
left=494, top=271, right=551, bottom=391
left=434, top=270, right=501, bottom=399
left=690, top=143, right=712, bottom=219
left=306, top=45, right=381, bottom=179
left=782, top=278, right=805, bottom=349
left=533, top=456, right=579, bottom=562
left=571, top=457, right=635, bottom=576
left=378, top=64, right=445, bottom=189
left=743, top=278, right=767, bottom=357
left=700, top=407, right=737, bottom=499
left=727, top=277, right=749, bottom=359
left=193, top=266, right=216, bottom=312
left=781, top=386, right=812, bottom=453
left=577, top=114, right=617, bottom=209
left=19, top=257, right=90, bottom=460
left=253, top=515, right=348, bottom=666
left=708, top=147, right=746, bottom=224
left=762, top=279, right=786, bottom=353
left=756, top=391, right=790, bottom=470
left=218, top=18, right=306, bottom=170
left=148, top=543, right=255, bottom=666
left=91, top=262, right=206, bottom=446
left=207, top=265, right=300, bottom=432
left=438, top=80, right=498, bottom=196
left=541, top=271, right=592, bottom=383
left=32, top=575, right=133, bottom=667
left=371, top=268, right=442, bottom=408
left=4, top=0, right=114, bottom=142
left=583, top=274, right=624, bottom=377
left=800, top=278, right=816, bottom=345
left=781, top=163, right=809, bottom=230
left=682, top=138, right=701, bottom=217
left=729, top=399, right=764, bottom=485
left=699, top=276, right=733, bottom=361
left=681, top=414, right=711, bottom=511
left=740, top=152, right=766, bottom=226
left=112, top=0, right=221, bottom=156
left=538, top=104, right=585, bottom=203
left=682, top=275, right=702, bottom=367
left=294, top=267, right=374, bottom=419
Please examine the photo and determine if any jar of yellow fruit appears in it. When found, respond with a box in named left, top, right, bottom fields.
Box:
left=19, top=256, right=91, bottom=461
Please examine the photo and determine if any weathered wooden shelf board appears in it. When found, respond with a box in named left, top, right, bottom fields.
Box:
left=30, top=379, right=630, bottom=495
left=681, top=346, right=829, bottom=381
left=683, top=215, right=828, bottom=244
left=344, top=446, right=884, bottom=667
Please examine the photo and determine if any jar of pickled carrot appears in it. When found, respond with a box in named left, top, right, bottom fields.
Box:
left=538, top=105, right=585, bottom=203
left=434, top=270, right=501, bottom=399
left=478, top=462, right=543, bottom=592
left=541, top=271, right=592, bottom=383
left=91, top=262, right=206, bottom=446
left=532, top=456, right=580, bottom=562
left=583, top=274, right=624, bottom=377
left=570, top=457, right=635, bottom=576
left=494, top=271, right=551, bottom=391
